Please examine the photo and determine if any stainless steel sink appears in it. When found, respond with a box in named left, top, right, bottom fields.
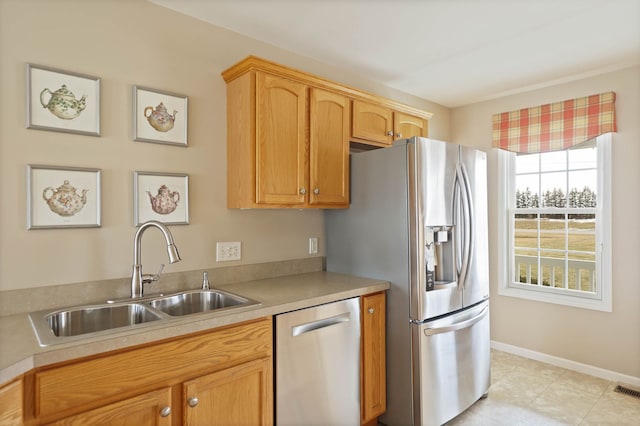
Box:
left=29, top=289, right=261, bottom=347
left=49, top=303, right=163, bottom=336
left=145, top=289, right=259, bottom=316
left=30, top=303, right=163, bottom=346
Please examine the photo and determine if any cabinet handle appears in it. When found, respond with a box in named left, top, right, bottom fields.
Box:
left=386, top=130, right=394, bottom=136
left=368, top=307, right=375, bottom=314
left=160, top=406, right=172, bottom=417
left=188, top=396, right=199, bottom=407
left=313, top=188, right=320, bottom=195
left=395, top=132, right=403, bottom=138
left=299, top=188, right=307, bottom=195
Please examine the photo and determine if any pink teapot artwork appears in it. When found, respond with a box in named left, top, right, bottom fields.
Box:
left=147, top=185, right=180, bottom=215
left=42, top=180, right=88, bottom=216
left=144, top=102, right=177, bottom=132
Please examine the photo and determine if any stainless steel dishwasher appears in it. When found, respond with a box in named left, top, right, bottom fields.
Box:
left=275, top=297, right=361, bottom=426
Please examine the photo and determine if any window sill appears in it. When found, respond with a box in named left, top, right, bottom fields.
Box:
left=498, top=284, right=612, bottom=312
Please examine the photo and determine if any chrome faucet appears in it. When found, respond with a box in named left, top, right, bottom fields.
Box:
left=202, top=271, right=211, bottom=290
left=131, top=220, right=181, bottom=298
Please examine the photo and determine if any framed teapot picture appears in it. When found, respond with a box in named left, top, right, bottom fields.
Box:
left=27, top=165, right=101, bottom=229
left=26, top=64, right=101, bottom=136
left=133, top=86, right=188, bottom=146
left=134, top=171, right=189, bottom=225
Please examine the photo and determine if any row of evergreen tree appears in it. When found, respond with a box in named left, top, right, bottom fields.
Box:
left=516, top=186, right=596, bottom=208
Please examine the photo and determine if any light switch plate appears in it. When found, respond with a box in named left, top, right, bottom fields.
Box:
left=216, top=241, right=241, bottom=261
left=309, top=237, right=318, bottom=254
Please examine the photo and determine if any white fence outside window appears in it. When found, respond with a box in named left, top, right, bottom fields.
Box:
left=514, top=254, right=596, bottom=292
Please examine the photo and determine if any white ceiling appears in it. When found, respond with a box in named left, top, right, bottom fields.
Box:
left=150, top=0, right=640, bottom=108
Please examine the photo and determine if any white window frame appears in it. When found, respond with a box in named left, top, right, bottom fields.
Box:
left=497, top=134, right=612, bottom=311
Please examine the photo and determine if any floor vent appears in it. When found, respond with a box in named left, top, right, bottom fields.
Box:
left=614, top=384, right=640, bottom=399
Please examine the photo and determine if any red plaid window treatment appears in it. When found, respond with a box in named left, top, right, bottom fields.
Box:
left=492, top=92, right=616, bottom=153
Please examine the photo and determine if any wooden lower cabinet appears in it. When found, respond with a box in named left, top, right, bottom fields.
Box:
left=50, top=388, right=172, bottom=426
left=361, top=292, right=387, bottom=425
left=183, top=358, right=272, bottom=426
left=14, top=294, right=386, bottom=426
left=0, top=378, right=23, bottom=426
left=28, top=317, right=273, bottom=426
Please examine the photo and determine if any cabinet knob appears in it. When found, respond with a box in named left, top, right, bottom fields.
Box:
left=188, top=396, right=199, bottom=407
left=386, top=130, right=394, bottom=136
left=299, top=188, right=307, bottom=195
left=313, top=188, right=320, bottom=195
left=368, top=307, right=375, bottom=314
left=395, top=132, right=403, bottom=138
left=160, top=406, right=172, bottom=417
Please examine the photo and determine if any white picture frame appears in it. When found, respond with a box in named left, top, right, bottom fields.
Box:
left=134, top=171, right=189, bottom=225
left=133, top=86, right=188, bottom=146
left=27, top=165, right=101, bottom=229
left=26, top=64, right=101, bottom=136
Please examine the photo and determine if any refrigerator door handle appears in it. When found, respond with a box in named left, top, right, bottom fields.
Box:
left=423, top=305, right=488, bottom=336
left=291, top=312, right=351, bottom=337
left=453, top=171, right=463, bottom=275
left=459, top=163, right=475, bottom=287
left=455, top=164, right=472, bottom=287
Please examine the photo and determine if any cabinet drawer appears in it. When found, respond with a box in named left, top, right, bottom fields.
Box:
left=36, top=317, right=272, bottom=420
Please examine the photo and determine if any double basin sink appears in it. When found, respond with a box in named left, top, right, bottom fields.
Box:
left=29, top=289, right=260, bottom=347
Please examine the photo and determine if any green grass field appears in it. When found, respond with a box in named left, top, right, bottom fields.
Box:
left=513, top=218, right=595, bottom=291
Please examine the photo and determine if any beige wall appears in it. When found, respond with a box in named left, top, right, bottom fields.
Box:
left=0, top=0, right=449, bottom=292
left=451, top=66, right=640, bottom=378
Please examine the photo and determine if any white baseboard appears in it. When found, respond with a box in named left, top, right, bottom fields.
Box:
left=491, top=340, right=640, bottom=388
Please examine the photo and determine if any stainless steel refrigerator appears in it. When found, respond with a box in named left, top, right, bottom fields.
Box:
left=326, top=137, right=490, bottom=426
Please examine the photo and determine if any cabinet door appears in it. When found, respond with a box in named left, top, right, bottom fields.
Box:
left=0, top=379, right=22, bottom=426
left=50, top=388, right=173, bottom=426
left=256, top=72, right=308, bottom=206
left=183, top=357, right=272, bottom=426
left=352, top=100, right=394, bottom=145
left=309, top=88, right=350, bottom=207
left=361, top=292, right=386, bottom=423
left=394, top=111, right=428, bottom=139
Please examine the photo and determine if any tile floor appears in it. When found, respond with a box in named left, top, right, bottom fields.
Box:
left=446, top=349, right=640, bottom=425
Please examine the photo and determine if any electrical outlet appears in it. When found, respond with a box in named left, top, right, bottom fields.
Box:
left=216, top=241, right=241, bottom=261
left=309, top=237, right=318, bottom=254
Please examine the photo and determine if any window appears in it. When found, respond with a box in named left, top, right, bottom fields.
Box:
left=498, top=134, right=611, bottom=311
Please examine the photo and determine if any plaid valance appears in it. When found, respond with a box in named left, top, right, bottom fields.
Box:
left=492, top=92, right=617, bottom=153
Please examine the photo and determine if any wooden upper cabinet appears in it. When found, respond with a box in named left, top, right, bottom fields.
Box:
left=255, top=72, right=308, bottom=206
left=223, top=56, right=432, bottom=208
left=309, top=88, right=350, bottom=206
left=353, top=101, right=428, bottom=147
left=352, top=100, right=394, bottom=145
left=394, top=111, right=428, bottom=140
left=225, top=68, right=350, bottom=209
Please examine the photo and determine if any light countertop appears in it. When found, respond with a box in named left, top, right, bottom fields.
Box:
left=0, top=271, right=389, bottom=385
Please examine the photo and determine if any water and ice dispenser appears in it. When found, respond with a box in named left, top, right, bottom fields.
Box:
left=424, top=226, right=456, bottom=291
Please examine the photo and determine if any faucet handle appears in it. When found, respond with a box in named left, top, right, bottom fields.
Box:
left=142, top=263, right=165, bottom=285
left=202, top=271, right=211, bottom=290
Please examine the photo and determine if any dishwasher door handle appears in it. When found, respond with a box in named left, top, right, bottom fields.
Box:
left=291, top=312, right=351, bottom=337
